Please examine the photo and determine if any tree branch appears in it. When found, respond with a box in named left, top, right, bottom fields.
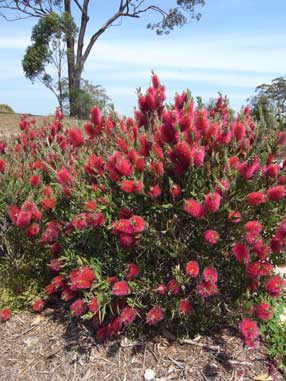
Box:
left=76, top=0, right=89, bottom=70
left=82, top=0, right=166, bottom=65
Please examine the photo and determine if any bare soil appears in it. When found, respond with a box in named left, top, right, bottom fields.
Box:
left=0, top=310, right=284, bottom=381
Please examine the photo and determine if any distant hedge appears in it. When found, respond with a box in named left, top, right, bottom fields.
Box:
left=0, top=104, right=15, bottom=113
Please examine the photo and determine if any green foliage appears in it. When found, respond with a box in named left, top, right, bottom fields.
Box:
left=260, top=297, right=286, bottom=368
left=63, top=79, right=112, bottom=118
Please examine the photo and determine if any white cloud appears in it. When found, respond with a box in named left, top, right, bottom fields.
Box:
left=86, top=34, right=286, bottom=74
left=0, top=36, right=29, bottom=49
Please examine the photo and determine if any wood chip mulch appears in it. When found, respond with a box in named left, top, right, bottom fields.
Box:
left=0, top=310, right=284, bottom=381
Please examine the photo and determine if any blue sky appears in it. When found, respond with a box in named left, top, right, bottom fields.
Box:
left=0, top=0, right=286, bottom=115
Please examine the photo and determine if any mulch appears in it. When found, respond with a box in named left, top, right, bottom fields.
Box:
left=0, top=309, right=284, bottom=381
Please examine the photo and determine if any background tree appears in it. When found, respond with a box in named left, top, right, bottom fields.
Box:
left=0, top=0, right=206, bottom=116
left=22, top=12, right=70, bottom=112
left=62, top=78, right=112, bottom=118
left=250, top=76, right=286, bottom=120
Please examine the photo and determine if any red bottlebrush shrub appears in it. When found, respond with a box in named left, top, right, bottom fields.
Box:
left=0, top=73, right=285, bottom=348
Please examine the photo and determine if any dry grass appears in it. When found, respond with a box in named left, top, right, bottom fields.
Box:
left=0, top=310, right=284, bottom=381
left=0, top=113, right=79, bottom=136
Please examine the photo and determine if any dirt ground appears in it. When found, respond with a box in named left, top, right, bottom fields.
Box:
left=0, top=309, right=284, bottom=381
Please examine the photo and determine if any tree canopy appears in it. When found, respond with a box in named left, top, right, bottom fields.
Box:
left=1, top=1, right=206, bottom=115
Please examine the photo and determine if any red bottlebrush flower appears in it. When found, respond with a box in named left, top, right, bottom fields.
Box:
left=233, top=121, right=246, bottom=142
left=154, top=284, right=167, bottom=295
left=56, top=167, right=74, bottom=186
left=204, top=230, right=220, bottom=245
left=45, top=283, right=57, bottom=295
left=270, top=236, right=282, bottom=253
left=112, top=281, right=130, bottom=296
left=252, top=240, right=270, bottom=260
left=91, top=106, right=101, bottom=125
left=239, top=318, right=259, bottom=348
left=247, top=191, right=267, bottom=206
left=184, top=199, right=204, bottom=219
left=109, top=316, right=123, bottom=337
left=148, top=184, right=161, bottom=198
left=40, top=221, right=61, bottom=245
left=68, top=128, right=84, bottom=147
left=51, top=275, right=65, bottom=290
left=48, top=258, right=63, bottom=272
left=178, top=299, right=191, bottom=316
left=229, top=156, right=240, bottom=169
left=96, top=324, right=109, bottom=342
left=203, top=267, right=218, bottom=283
left=119, top=233, right=136, bottom=248
left=255, top=303, right=273, bottom=321
left=16, top=209, right=32, bottom=228
left=113, top=219, right=133, bottom=235
left=265, top=275, right=284, bottom=297
left=120, top=307, right=138, bottom=326
left=170, top=141, right=192, bottom=174
left=228, top=211, right=241, bottom=224
left=239, top=157, right=261, bottom=180
left=277, top=219, right=286, bottom=240
left=266, top=163, right=279, bottom=178
left=61, top=287, right=76, bottom=302
left=31, top=206, right=42, bottom=221
left=41, top=198, right=56, bottom=210
left=204, top=192, right=221, bottom=213
left=152, top=73, right=161, bottom=89
left=70, top=266, right=96, bottom=290
left=246, top=262, right=261, bottom=279
left=278, top=175, right=286, bottom=184
left=0, top=158, right=5, bottom=173
left=89, top=298, right=99, bottom=314
left=29, top=175, right=41, bottom=187
left=26, top=223, right=40, bottom=239
left=126, top=263, right=140, bottom=280
left=193, top=146, right=205, bottom=167
left=0, top=308, right=11, bottom=322
left=146, top=305, right=164, bottom=325
left=152, top=161, right=164, bottom=176
left=70, top=299, right=86, bottom=317
left=107, top=276, right=118, bottom=285
left=259, top=261, right=273, bottom=277
left=121, top=179, right=143, bottom=193
left=129, top=215, right=145, bottom=233
left=115, top=157, right=133, bottom=177
left=85, top=154, right=104, bottom=177
left=232, top=243, right=250, bottom=264
left=8, top=204, right=19, bottom=224
left=244, top=220, right=263, bottom=235
left=185, top=261, right=200, bottom=278
left=85, top=200, right=97, bottom=210
left=84, top=122, right=97, bottom=138
left=215, top=178, right=230, bottom=196
left=167, top=278, right=180, bottom=295
left=32, top=299, right=44, bottom=313
left=42, top=185, right=53, bottom=197
left=267, top=185, right=285, bottom=201
left=118, top=207, right=133, bottom=219
left=170, top=184, right=182, bottom=199
left=135, top=157, right=145, bottom=172
left=197, top=281, right=219, bottom=298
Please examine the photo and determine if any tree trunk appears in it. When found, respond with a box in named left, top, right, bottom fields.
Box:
left=64, top=0, right=79, bottom=117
